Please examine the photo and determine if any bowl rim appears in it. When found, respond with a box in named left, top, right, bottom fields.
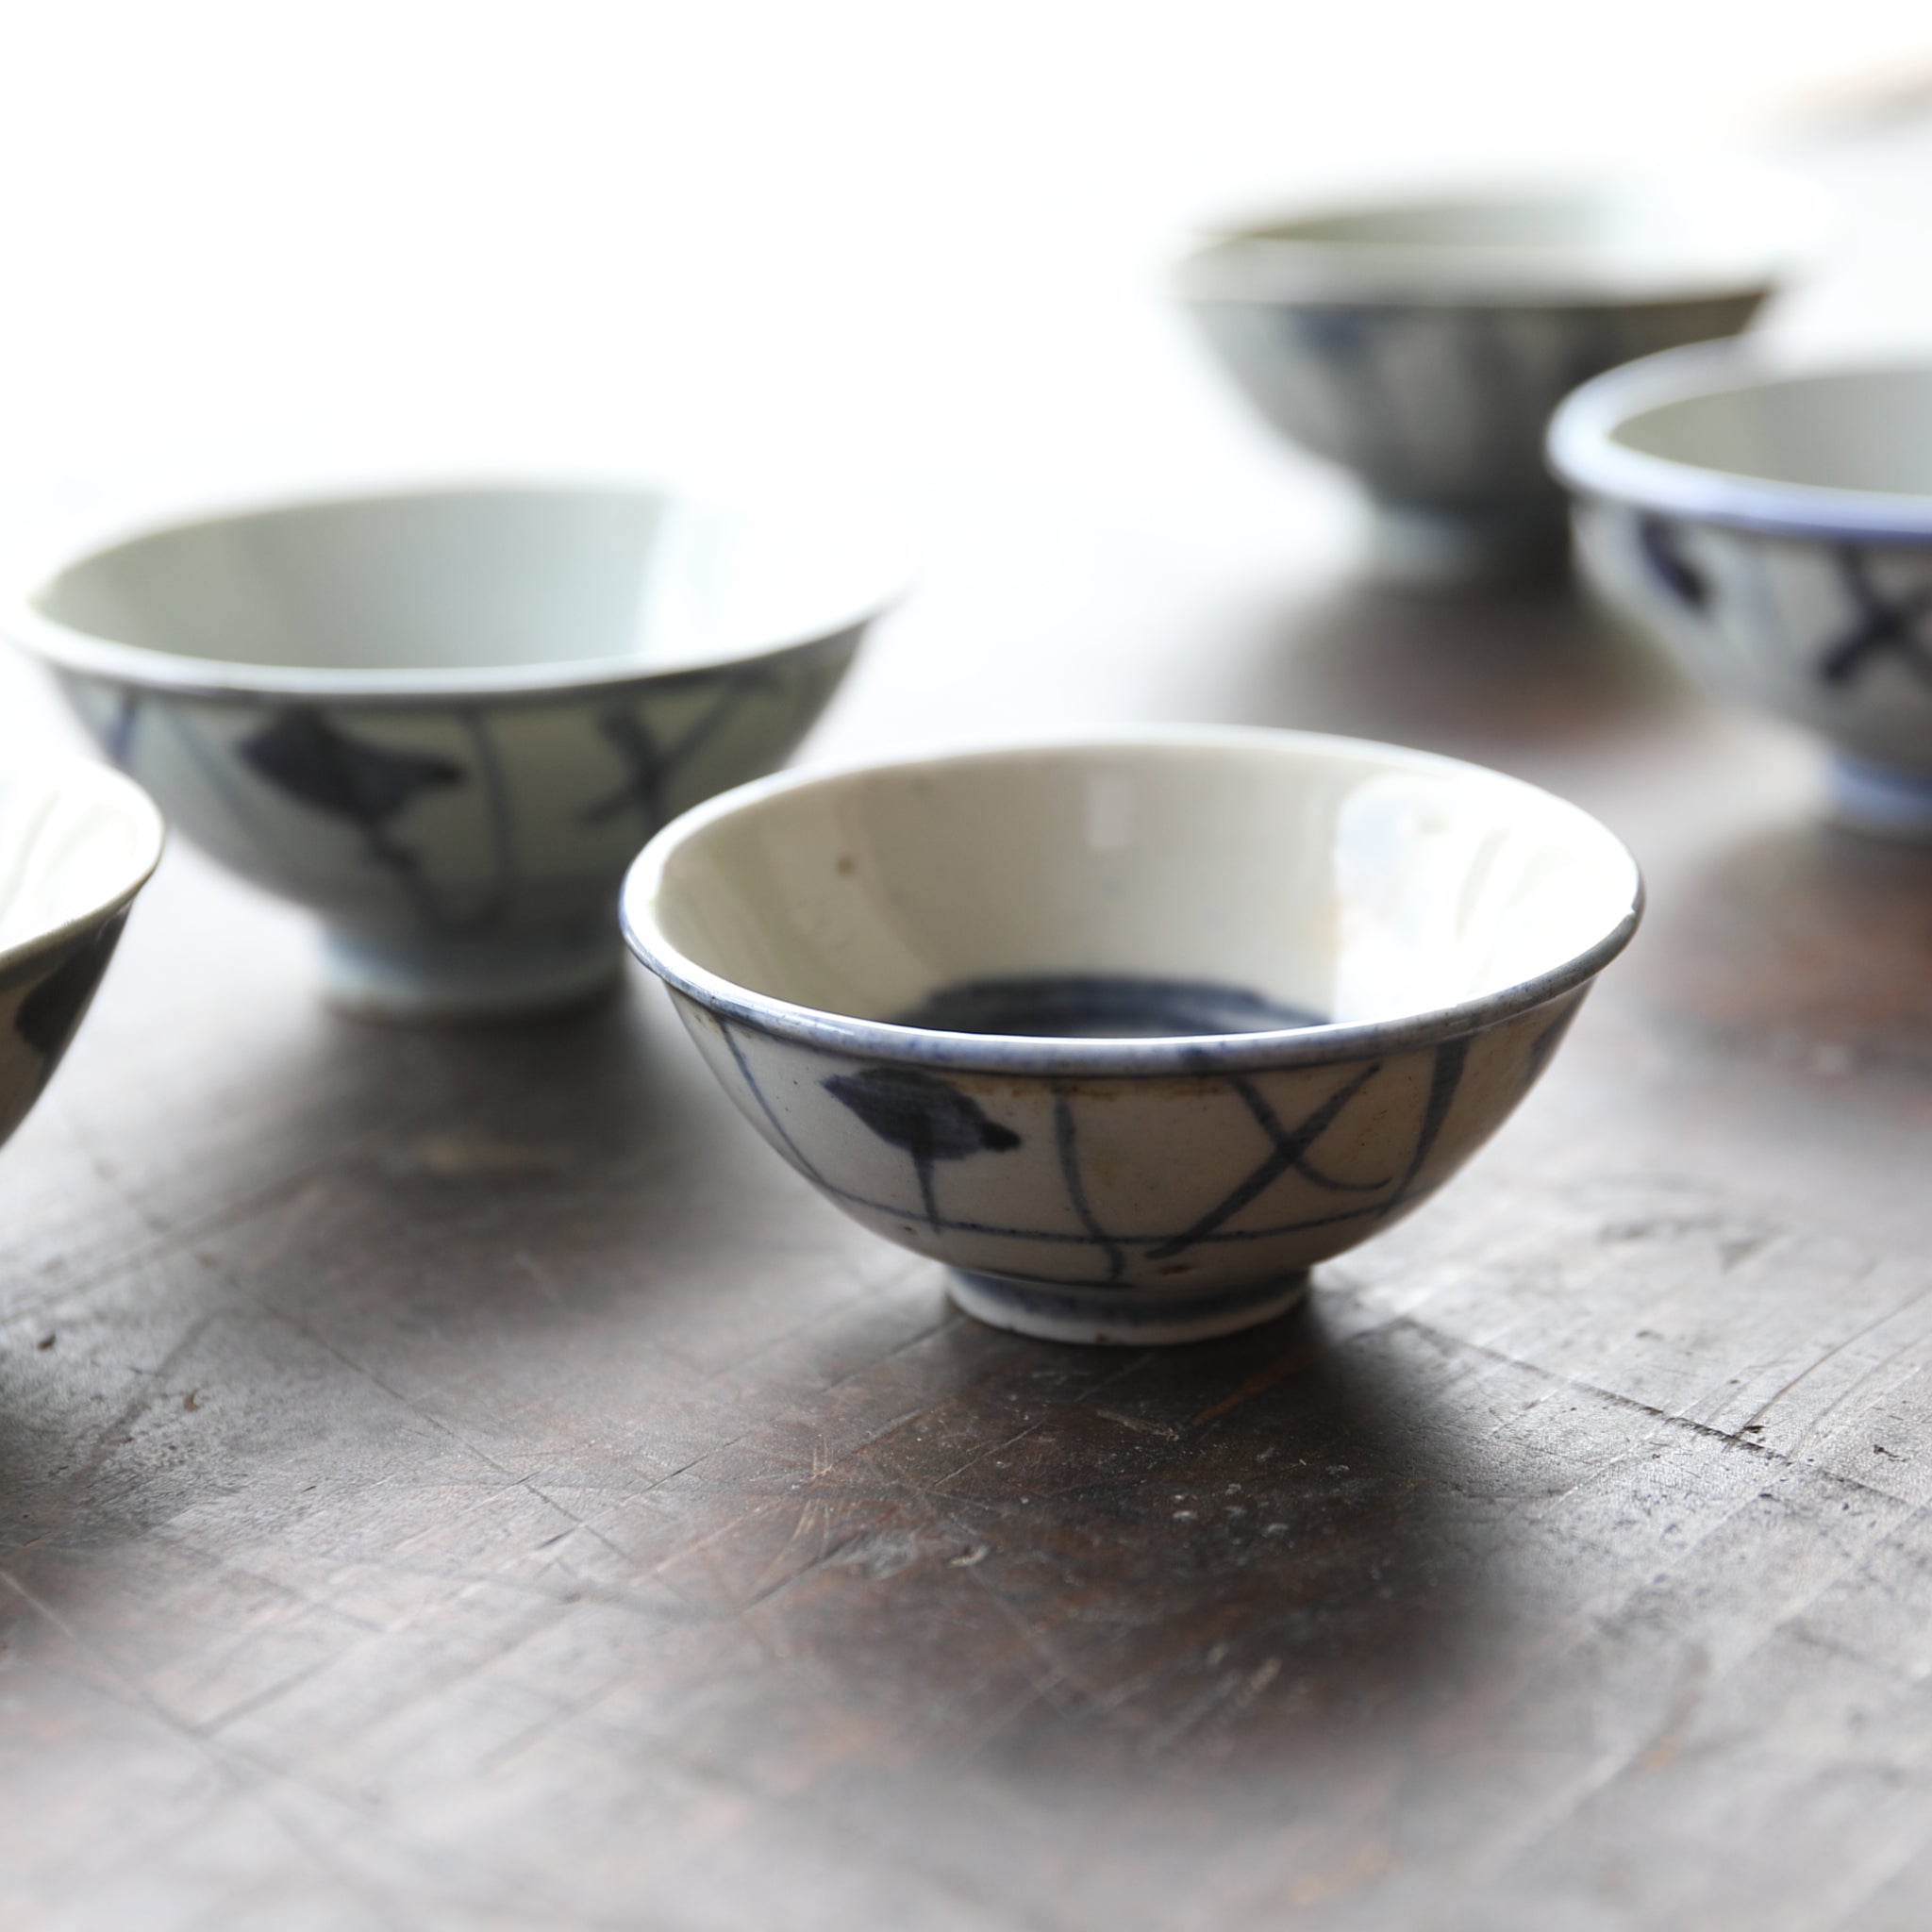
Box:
left=1547, top=341, right=1932, bottom=542
left=619, top=724, right=1645, bottom=1077
left=1, top=476, right=912, bottom=706
left=1171, top=170, right=1811, bottom=310
left=0, top=754, right=165, bottom=978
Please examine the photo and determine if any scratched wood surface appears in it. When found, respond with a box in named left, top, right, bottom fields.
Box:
left=10, top=59, right=1932, bottom=1923
left=4, top=471, right=1932, bottom=1932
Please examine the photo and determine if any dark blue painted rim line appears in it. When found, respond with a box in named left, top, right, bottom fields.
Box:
left=619, top=728, right=1643, bottom=1079
left=1548, top=342, right=1932, bottom=545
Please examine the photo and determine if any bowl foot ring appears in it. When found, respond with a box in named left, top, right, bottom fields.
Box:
left=321, top=926, right=626, bottom=1024
left=945, top=1268, right=1311, bottom=1346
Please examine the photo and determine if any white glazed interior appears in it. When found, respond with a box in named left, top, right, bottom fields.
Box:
left=1547, top=348, right=1932, bottom=541
left=1178, top=175, right=1803, bottom=304
left=1607, top=369, right=1932, bottom=493
left=18, top=485, right=905, bottom=695
left=0, top=758, right=165, bottom=964
left=635, top=732, right=1640, bottom=1050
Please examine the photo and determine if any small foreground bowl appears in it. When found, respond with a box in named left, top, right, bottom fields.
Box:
left=5, top=482, right=903, bottom=1020
left=1174, top=175, right=1803, bottom=586
left=621, top=728, right=1641, bottom=1344
left=0, top=756, right=163, bottom=1153
left=1549, top=346, right=1932, bottom=838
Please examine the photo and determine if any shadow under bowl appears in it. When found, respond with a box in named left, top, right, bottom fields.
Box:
left=621, top=727, right=1642, bottom=1343
left=4, top=482, right=904, bottom=1020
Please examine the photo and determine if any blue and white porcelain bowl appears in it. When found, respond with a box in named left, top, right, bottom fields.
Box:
left=1175, top=176, right=1802, bottom=585
left=5, top=483, right=902, bottom=1019
left=0, top=756, right=163, bottom=1152
left=621, top=728, right=1642, bottom=1344
left=1550, top=347, right=1932, bottom=838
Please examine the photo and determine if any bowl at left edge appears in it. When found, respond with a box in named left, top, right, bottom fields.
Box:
left=0, top=754, right=164, bottom=1152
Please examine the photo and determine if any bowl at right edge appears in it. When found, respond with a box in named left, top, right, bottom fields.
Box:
left=1550, top=343, right=1932, bottom=838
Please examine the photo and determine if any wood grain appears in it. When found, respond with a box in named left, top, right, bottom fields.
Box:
left=3, top=528, right=1930, bottom=1932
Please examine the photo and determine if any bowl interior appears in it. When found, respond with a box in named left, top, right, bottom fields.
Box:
left=1181, top=176, right=1800, bottom=303
left=29, top=486, right=896, bottom=681
left=646, top=737, right=1639, bottom=1038
left=0, top=760, right=164, bottom=963
left=1252, top=189, right=1729, bottom=253
left=1608, top=368, right=1932, bottom=493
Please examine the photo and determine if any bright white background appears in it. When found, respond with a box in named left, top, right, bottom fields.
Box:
left=2, top=1, right=1931, bottom=741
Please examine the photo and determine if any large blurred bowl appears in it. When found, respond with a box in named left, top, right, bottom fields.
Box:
left=621, top=727, right=1641, bottom=1344
left=1550, top=345, right=1932, bottom=838
left=1175, top=175, right=1804, bottom=585
left=5, top=482, right=905, bottom=1019
left=0, top=756, right=163, bottom=1152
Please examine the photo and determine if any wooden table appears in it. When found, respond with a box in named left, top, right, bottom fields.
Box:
left=5, top=440, right=1932, bottom=1930
left=9, top=27, right=1932, bottom=1912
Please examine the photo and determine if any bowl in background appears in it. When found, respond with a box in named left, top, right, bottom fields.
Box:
left=1550, top=345, right=1932, bottom=838
left=0, top=756, right=163, bottom=1153
left=1174, top=175, right=1805, bottom=586
left=5, top=482, right=904, bottom=1020
left=621, top=728, right=1642, bottom=1344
